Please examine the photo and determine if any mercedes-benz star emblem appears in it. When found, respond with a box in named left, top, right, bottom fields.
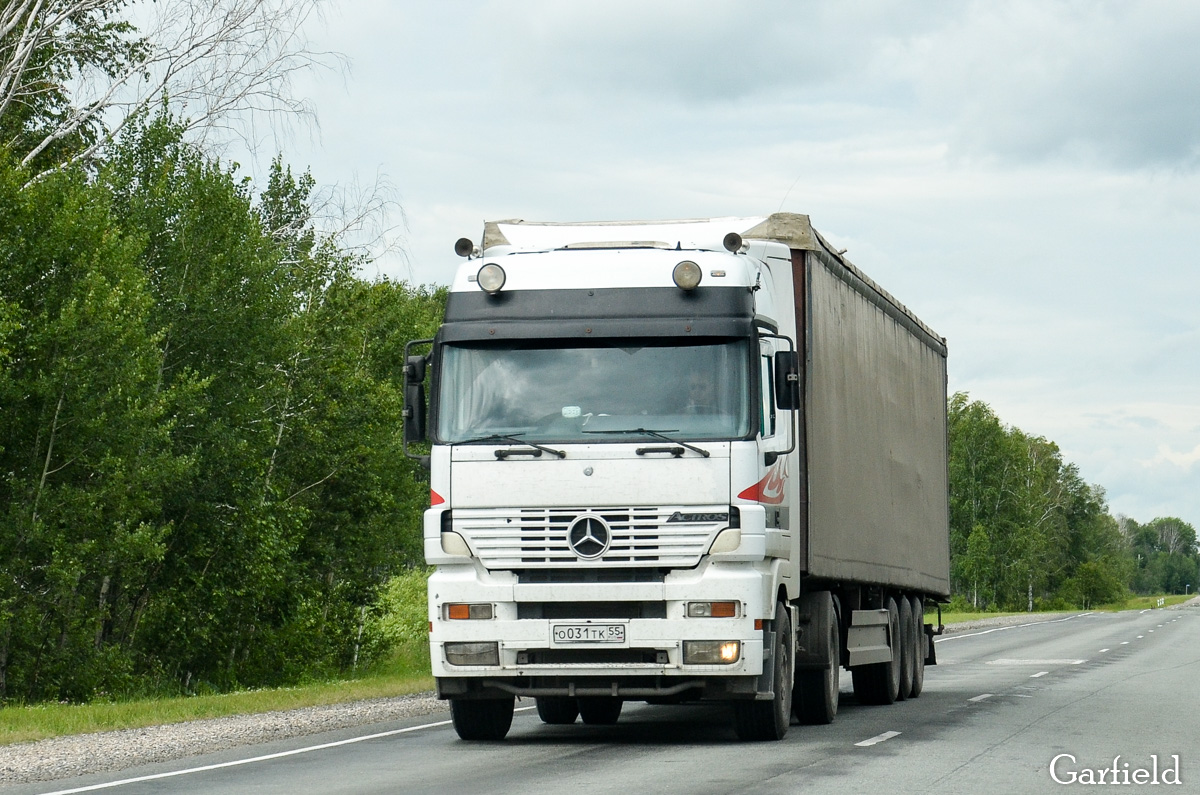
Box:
left=567, top=515, right=611, bottom=559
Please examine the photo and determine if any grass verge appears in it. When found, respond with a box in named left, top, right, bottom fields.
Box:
left=0, top=644, right=434, bottom=747
left=927, top=593, right=1194, bottom=626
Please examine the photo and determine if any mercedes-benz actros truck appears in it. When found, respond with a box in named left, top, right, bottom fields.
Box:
left=403, top=213, right=950, bottom=741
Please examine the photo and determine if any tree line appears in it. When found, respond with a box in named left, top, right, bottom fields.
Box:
left=0, top=112, right=445, bottom=702
left=948, top=393, right=1198, bottom=611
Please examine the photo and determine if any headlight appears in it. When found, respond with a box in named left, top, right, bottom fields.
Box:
left=683, top=640, right=741, bottom=664
left=444, top=641, right=499, bottom=666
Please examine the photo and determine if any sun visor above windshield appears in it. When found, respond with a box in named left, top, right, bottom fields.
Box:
left=441, top=286, right=754, bottom=341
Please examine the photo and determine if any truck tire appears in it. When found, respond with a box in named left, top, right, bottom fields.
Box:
left=909, top=595, right=925, bottom=698
left=450, top=697, right=515, bottom=740
left=733, top=600, right=792, bottom=741
left=577, top=697, right=622, bottom=725
left=794, top=593, right=839, bottom=725
left=536, top=696, right=579, bottom=724
left=851, top=597, right=902, bottom=706
left=897, top=596, right=914, bottom=701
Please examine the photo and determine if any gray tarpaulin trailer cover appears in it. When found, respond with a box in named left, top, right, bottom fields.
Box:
left=744, top=214, right=951, bottom=598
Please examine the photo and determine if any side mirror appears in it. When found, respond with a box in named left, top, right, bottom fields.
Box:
left=404, top=354, right=426, bottom=384
left=403, top=380, right=426, bottom=444
left=402, top=342, right=434, bottom=457
left=774, top=351, right=801, bottom=411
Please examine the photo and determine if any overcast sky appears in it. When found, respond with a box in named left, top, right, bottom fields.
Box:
left=263, top=0, right=1199, bottom=527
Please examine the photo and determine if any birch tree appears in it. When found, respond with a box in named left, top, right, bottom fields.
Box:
left=0, top=0, right=334, bottom=178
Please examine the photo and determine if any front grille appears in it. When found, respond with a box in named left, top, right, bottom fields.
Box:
left=518, top=569, right=665, bottom=584
left=456, top=506, right=727, bottom=569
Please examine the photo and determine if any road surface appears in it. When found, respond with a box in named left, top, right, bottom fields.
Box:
left=13, top=604, right=1198, bottom=794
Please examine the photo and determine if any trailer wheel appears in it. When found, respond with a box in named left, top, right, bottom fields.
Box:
left=851, top=597, right=902, bottom=705
left=897, top=596, right=914, bottom=701
left=733, top=600, right=792, bottom=741
left=909, top=595, right=926, bottom=698
left=450, top=696, right=515, bottom=740
left=536, top=697, right=579, bottom=724
left=794, top=593, right=839, bottom=725
left=578, top=697, right=622, bottom=725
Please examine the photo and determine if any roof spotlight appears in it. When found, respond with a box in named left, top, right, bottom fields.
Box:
left=673, top=260, right=702, bottom=291
left=476, top=262, right=506, bottom=294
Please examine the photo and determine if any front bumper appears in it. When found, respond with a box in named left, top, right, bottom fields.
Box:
left=428, top=560, right=772, bottom=686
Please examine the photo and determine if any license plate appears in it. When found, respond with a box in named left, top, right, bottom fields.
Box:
left=552, top=624, right=626, bottom=644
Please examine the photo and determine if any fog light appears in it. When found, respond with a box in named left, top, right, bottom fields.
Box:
left=672, top=260, right=702, bottom=290
left=683, top=640, right=741, bottom=664
left=687, top=601, right=738, bottom=618
left=477, top=263, right=506, bottom=294
left=444, top=641, right=499, bottom=666
left=445, top=603, right=493, bottom=620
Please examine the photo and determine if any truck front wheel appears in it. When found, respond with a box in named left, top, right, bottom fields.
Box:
left=450, top=696, right=515, bottom=740
left=733, top=600, right=792, bottom=741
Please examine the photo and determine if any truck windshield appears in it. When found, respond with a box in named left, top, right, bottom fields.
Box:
left=435, top=338, right=752, bottom=444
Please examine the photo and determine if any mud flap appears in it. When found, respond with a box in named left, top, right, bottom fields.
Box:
left=753, top=628, right=777, bottom=698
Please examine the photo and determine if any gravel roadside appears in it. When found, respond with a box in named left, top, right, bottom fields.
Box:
left=0, top=692, right=446, bottom=787
left=4, top=598, right=1197, bottom=788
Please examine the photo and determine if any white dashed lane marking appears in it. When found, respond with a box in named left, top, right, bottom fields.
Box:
left=856, top=731, right=902, bottom=747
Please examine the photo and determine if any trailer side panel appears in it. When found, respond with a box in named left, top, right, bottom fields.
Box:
left=802, top=247, right=950, bottom=597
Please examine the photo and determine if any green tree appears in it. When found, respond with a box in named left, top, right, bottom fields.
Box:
left=947, top=393, right=1135, bottom=610
left=2, top=108, right=445, bottom=702
left=0, top=154, right=192, bottom=700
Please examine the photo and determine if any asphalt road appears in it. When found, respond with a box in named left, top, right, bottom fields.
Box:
left=17, top=604, right=1199, bottom=795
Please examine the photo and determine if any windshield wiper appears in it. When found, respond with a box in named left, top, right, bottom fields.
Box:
left=461, top=432, right=566, bottom=459
left=582, top=427, right=711, bottom=458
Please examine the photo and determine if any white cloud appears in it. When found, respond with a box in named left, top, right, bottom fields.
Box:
left=1144, top=442, right=1200, bottom=469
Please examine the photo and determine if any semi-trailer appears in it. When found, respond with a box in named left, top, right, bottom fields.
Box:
left=403, top=213, right=950, bottom=741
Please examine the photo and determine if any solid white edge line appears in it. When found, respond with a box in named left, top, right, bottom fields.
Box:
left=855, top=730, right=901, bottom=747
left=934, top=613, right=1091, bottom=643
left=38, top=707, right=537, bottom=795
